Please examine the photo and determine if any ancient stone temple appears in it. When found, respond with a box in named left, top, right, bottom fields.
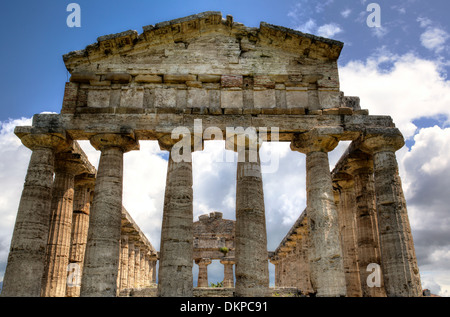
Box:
left=1, top=11, right=422, bottom=297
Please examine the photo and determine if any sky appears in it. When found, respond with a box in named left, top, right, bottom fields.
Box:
left=0, top=0, right=450, bottom=296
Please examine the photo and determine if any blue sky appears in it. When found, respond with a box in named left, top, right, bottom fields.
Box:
left=1, top=0, right=450, bottom=295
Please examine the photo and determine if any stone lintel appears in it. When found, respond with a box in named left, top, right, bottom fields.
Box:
left=30, top=113, right=395, bottom=143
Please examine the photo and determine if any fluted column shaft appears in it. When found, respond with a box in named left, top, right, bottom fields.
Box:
left=349, top=159, right=386, bottom=297
left=1, top=133, right=69, bottom=297
left=361, top=132, right=422, bottom=297
left=42, top=156, right=86, bottom=297
left=235, top=149, right=269, bottom=297
left=334, top=176, right=362, bottom=297
left=291, top=129, right=346, bottom=297
left=66, top=174, right=94, bottom=297
left=127, top=243, right=135, bottom=289
left=80, top=134, right=138, bottom=297
left=158, top=150, right=194, bottom=297
left=134, top=247, right=141, bottom=289
left=119, top=235, right=129, bottom=291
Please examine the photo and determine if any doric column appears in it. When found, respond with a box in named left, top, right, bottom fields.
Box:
left=1, top=133, right=69, bottom=297
left=134, top=247, right=141, bottom=289
left=127, top=243, right=135, bottom=289
left=66, top=173, right=95, bottom=297
left=80, top=133, right=139, bottom=297
left=119, top=235, right=129, bottom=291
left=220, top=258, right=235, bottom=288
left=234, top=146, right=269, bottom=297
left=360, top=129, right=422, bottom=297
left=157, top=135, right=197, bottom=297
left=195, top=258, right=212, bottom=288
left=333, top=174, right=362, bottom=297
left=150, top=254, right=157, bottom=284
left=346, top=153, right=386, bottom=297
left=41, top=154, right=86, bottom=297
left=140, top=248, right=147, bottom=288
left=291, top=128, right=346, bottom=297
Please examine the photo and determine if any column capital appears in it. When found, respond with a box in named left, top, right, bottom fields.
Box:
left=89, top=133, right=139, bottom=152
left=220, top=257, right=235, bottom=265
left=290, top=127, right=342, bottom=154
left=54, top=152, right=89, bottom=175
left=359, top=128, right=405, bottom=155
left=195, top=258, right=212, bottom=266
left=19, top=132, right=71, bottom=153
left=74, top=172, right=96, bottom=187
left=157, top=133, right=203, bottom=152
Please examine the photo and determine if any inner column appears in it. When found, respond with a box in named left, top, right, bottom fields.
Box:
left=157, top=135, right=195, bottom=297
left=234, top=146, right=269, bottom=297
left=80, top=133, right=139, bottom=297
left=291, top=128, right=347, bottom=297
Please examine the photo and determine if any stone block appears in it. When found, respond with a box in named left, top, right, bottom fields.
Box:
left=186, top=81, right=203, bottom=88
left=224, top=108, right=242, bottom=115
left=286, top=88, right=308, bottom=108
left=322, top=108, right=340, bottom=115
left=338, top=107, right=353, bottom=115
left=254, top=75, right=275, bottom=89
left=221, top=90, right=243, bottom=109
left=120, top=87, right=144, bottom=108
left=164, top=74, right=197, bottom=83
left=221, top=75, right=243, bottom=88
left=198, top=74, right=221, bottom=83
left=187, top=89, right=209, bottom=108
left=134, top=75, right=163, bottom=83
left=254, top=89, right=276, bottom=108
left=154, top=88, right=177, bottom=108
left=104, top=72, right=132, bottom=83
left=87, top=89, right=111, bottom=108
left=318, top=89, right=341, bottom=109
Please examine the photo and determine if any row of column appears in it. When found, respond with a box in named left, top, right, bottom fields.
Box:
left=117, top=236, right=157, bottom=292
left=195, top=258, right=235, bottom=288
left=289, top=128, right=422, bottom=296
left=2, top=127, right=421, bottom=297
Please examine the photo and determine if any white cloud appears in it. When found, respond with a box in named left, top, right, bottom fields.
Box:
left=340, top=52, right=450, bottom=139
left=420, top=27, right=449, bottom=54
left=0, top=117, right=33, bottom=274
left=341, top=9, right=352, bottom=18
left=317, top=23, right=343, bottom=38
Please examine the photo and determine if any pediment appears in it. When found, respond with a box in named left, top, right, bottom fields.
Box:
left=63, top=11, right=343, bottom=75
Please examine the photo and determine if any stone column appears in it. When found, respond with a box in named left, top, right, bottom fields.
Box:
left=41, top=154, right=86, bottom=297
left=333, top=174, right=363, bottom=297
left=291, top=128, right=347, bottom=297
left=157, top=135, right=196, bottom=297
left=140, top=249, right=147, bottom=287
left=134, top=247, right=141, bottom=289
left=80, top=134, right=139, bottom=297
left=360, top=130, right=422, bottom=297
left=127, top=243, right=135, bottom=289
left=234, top=147, right=269, bottom=297
left=1, top=133, right=69, bottom=297
left=347, top=153, right=386, bottom=297
left=220, top=258, right=235, bottom=288
left=195, top=258, right=212, bottom=288
left=66, top=173, right=95, bottom=297
left=150, top=255, right=157, bottom=284
left=119, top=235, right=129, bottom=291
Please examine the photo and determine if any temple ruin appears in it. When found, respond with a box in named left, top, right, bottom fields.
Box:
left=1, top=12, right=422, bottom=297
